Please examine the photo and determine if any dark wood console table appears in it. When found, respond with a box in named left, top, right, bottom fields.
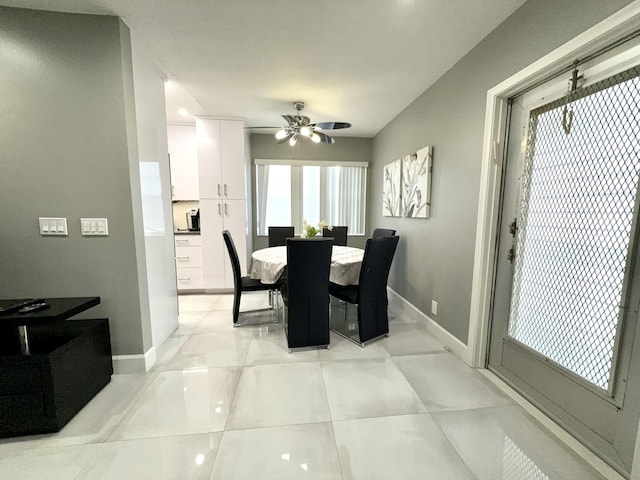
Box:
left=0, top=297, right=113, bottom=438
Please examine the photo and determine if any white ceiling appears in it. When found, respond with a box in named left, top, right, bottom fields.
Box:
left=3, top=0, right=527, bottom=137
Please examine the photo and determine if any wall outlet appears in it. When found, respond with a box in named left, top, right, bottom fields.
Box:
left=431, top=300, right=438, bottom=316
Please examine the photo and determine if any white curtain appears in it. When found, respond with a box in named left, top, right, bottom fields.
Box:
left=255, top=164, right=269, bottom=235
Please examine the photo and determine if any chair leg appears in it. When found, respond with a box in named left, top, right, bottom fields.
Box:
left=233, top=290, right=241, bottom=325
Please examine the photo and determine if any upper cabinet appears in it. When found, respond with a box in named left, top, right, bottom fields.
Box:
left=196, top=118, right=246, bottom=200
left=167, top=124, right=199, bottom=200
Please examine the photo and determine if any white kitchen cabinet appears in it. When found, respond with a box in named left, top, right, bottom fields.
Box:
left=174, top=234, right=203, bottom=291
left=196, top=118, right=246, bottom=200
left=200, top=198, right=247, bottom=289
left=196, top=117, right=249, bottom=290
left=167, top=124, right=199, bottom=201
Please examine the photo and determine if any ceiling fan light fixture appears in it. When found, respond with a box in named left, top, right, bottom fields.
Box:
left=299, top=126, right=311, bottom=137
left=311, top=133, right=321, bottom=143
left=275, top=129, right=288, bottom=140
left=289, top=134, right=298, bottom=146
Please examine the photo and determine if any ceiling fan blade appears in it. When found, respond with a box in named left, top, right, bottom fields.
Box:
left=313, top=121, right=352, bottom=130
left=277, top=133, right=293, bottom=144
left=315, top=131, right=336, bottom=144
left=282, top=114, right=296, bottom=125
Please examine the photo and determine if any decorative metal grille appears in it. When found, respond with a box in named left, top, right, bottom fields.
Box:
left=508, top=66, right=640, bottom=391
left=502, top=437, right=549, bottom=480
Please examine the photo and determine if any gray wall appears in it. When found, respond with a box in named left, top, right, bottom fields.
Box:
left=0, top=8, right=149, bottom=356
left=370, top=0, right=635, bottom=343
left=250, top=133, right=372, bottom=250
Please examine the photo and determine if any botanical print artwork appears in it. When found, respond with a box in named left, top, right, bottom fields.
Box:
left=402, top=146, right=432, bottom=218
left=383, top=158, right=402, bottom=217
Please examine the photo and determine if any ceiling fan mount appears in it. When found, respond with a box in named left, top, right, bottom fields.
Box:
left=252, top=101, right=351, bottom=146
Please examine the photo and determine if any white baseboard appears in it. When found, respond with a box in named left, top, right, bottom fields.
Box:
left=387, top=287, right=471, bottom=365
left=112, top=346, right=157, bottom=374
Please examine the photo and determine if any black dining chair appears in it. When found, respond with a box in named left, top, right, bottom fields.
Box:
left=323, top=226, right=348, bottom=246
left=268, top=226, right=295, bottom=247
left=281, top=237, right=333, bottom=351
left=372, top=228, right=396, bottom=238
left=223, top=230, right=281, bottom=326
left=329, top=236, right=399, bottom=346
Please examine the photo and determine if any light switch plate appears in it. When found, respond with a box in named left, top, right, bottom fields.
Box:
left=81, top=218, right=109, bottom=236
left=39, top=217, right=68, bottom=236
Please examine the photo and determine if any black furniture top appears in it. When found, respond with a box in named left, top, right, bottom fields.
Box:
left=268, top=226, right=295, bottom=247
left=372, top=228, right=396, bottom=238
left=323, top=226, right=348, bottom=246
left=0, top=297, right=101, bottom=327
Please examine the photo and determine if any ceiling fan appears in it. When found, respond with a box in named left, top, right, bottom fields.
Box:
left=253, top=101, right=351, bottom=145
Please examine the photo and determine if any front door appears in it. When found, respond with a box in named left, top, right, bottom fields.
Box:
left=487, top=41, right=640, bottom=475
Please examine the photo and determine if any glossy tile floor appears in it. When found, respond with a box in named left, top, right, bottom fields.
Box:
left=0, top=293, right=613, bottom=479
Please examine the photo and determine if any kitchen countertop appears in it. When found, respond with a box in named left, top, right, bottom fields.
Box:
left=174, top=230, right=201, bottom=235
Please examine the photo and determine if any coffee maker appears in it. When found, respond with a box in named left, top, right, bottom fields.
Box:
left=186, top=208, right=200, bottom=231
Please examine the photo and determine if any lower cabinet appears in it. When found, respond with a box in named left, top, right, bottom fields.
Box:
left=174, top=234, right=203, bottom=291
left=200, top=198, right=247, bottom=290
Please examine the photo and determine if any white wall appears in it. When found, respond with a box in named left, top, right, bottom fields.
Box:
left=130, top=32, right=179, bottom=350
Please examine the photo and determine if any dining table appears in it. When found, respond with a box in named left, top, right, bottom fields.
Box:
left=250, top=245, right=365, bottom=286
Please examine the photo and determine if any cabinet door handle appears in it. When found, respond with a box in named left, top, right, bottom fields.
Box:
left=176, top=239, right=188, bottom=244
left=178, top=277, right=191, bottom=281
left=176, top=256, right=190, bottom=260
left=224, top=184, right=228, bottom=197
left=217, top=183, right=221, bottom=196
left=218, top=203, right=222, bottom=215
left=224, top=203, right=228, bottom=215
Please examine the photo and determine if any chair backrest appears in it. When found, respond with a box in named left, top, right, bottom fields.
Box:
left=285, top=238, right=333, bottom=347
left=268, top=226, right=295, bottom=247
left=357, top=236, right=400, bottom=342
left=222, top=230, right=242, bottom=293
left=372, top=228, right=396, bottom=238
left=323, top=226, right=348, bottom=246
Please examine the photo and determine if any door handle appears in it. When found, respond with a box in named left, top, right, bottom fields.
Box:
left=218, top=203, right=221, bottom=215
left=224, top=203, right=228, bottom=215
left=507, top=246, right=515, bottom=264
left=224, top=184, right=228, bottom=197
left=217, top=184, right=221, bottom=196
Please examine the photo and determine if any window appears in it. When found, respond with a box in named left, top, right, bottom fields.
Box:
left=255, top=159, right=368, bottom=235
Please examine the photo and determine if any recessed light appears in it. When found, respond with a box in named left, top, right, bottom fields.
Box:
left=178, top=108, right=189, bottom=116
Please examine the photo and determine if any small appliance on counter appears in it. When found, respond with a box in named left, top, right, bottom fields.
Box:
left=186, top=208, right=200, bottom=231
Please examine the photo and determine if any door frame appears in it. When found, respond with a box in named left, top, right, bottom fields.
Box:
left=467, top=1, right=640, bottom=477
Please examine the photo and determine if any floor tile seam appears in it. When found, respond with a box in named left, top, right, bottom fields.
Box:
left=329, top=407, right=433, bottom=424
left=386, top=348, right=449, bottom=358
left=101, top=372, right=162, bottom=442
left=100, top=430, right=221, bottom=445
left=427, top=402, right=517, bottom=416
left=316, top=354, right=392, bottom=366
left=330, top=410, right=436, bottom=425
left=318, top=356, right=336, bottom=424
left=222, top=418, right=333, bottom=433
left=219, top=363, right=245, bottom=433
left=328, top=419, right=346, bottom=480
left=384, top=355, right=430, bottom=412
left=401, top=409, right=481, bottom=480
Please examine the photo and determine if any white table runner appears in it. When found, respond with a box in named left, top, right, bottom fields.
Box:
left=250, top=245, right=364, bottom=286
